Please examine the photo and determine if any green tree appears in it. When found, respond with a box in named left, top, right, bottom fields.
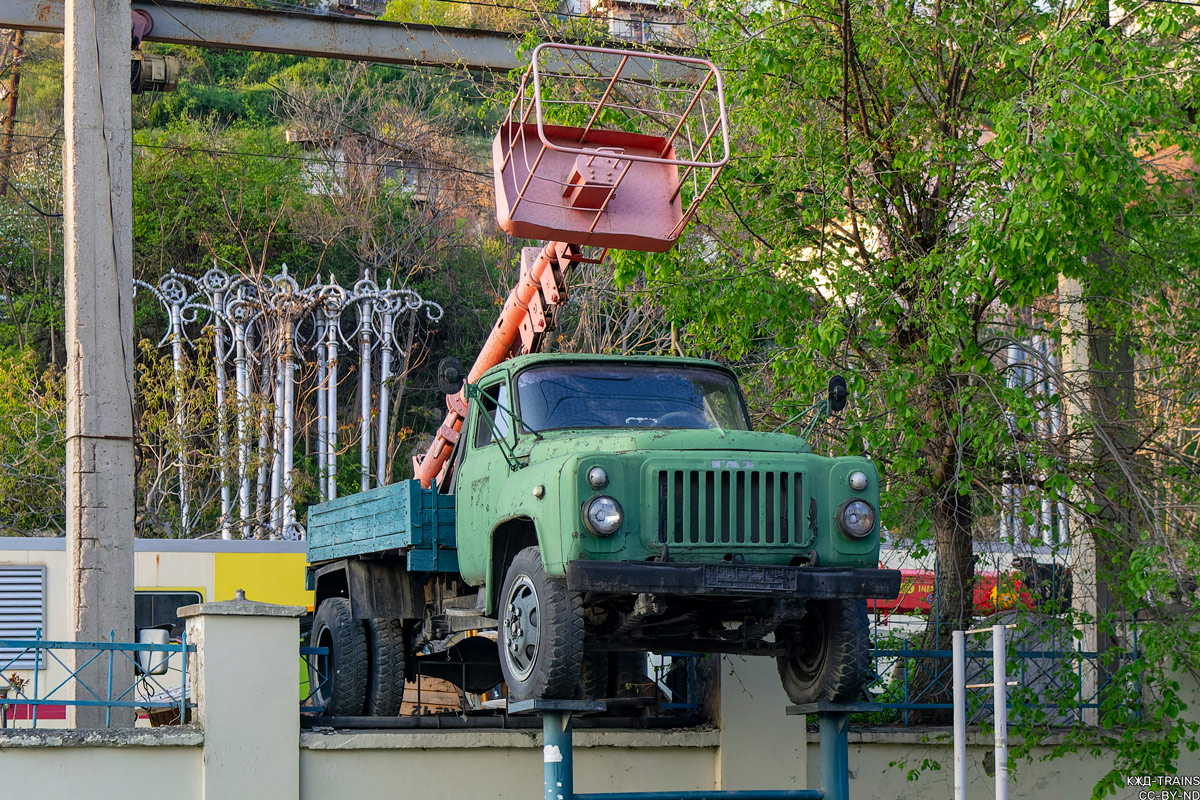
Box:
left=0, top=352, right=64, bottom=534
left=622, top=0, right=1198, bottom=789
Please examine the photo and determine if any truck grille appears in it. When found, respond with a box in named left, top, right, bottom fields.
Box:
left=656, top=470, right=804, bottom=546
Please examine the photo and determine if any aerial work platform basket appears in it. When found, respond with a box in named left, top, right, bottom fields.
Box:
left=493, top=43, right=730, bottom=252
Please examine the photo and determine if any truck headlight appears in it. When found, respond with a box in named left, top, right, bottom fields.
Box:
left=583, top=496, right=623, bottom=536
left=837, top=499, right=875, bottom=538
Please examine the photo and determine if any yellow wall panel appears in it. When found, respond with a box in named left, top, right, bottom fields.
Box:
left=214, top=552, right=313, bottom=610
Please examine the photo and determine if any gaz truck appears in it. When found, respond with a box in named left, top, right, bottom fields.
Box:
left=304, top=44, right=901, bottom=716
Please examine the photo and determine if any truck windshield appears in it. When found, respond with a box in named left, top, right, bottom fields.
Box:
left=515, top=364, right=751, bottom=432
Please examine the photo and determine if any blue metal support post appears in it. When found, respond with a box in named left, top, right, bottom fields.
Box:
left=513, top=698, right=838, bottom=800
left=543, top=708, right=575, bottom=800
left=787, top=702, right=870, bottom=800
left=509, top=699, right=607, bottom=800
left=818, top=712, right=849, bottom=800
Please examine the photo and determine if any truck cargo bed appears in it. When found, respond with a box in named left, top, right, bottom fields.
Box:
left=307, top=479, right=457, bottom=572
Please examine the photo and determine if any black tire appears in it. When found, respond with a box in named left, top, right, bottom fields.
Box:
left=310, top=597, right=368, bottom=716
left=365, top=618, right=407, bottom=717
left=498, top=546, right=584, bottom=701
left=579, top=651, right=645, bottom=699
left=579, top=650, right=608, bottom=700
left=776, top=599, right=869, bottom=704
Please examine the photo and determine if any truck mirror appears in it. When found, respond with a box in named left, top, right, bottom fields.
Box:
left=828, top=375, right=848, bottom=414
left=438, top=358, right=466, bottom=395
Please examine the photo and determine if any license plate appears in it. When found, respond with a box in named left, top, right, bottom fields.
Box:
left=704, top=564, right=795, bottom=592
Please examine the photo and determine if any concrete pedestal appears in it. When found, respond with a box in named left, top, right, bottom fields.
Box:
left=180, top=592, right=305, bottom=800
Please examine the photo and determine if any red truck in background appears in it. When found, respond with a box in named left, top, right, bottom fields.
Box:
left=868, top=555, right=1072, bottom=620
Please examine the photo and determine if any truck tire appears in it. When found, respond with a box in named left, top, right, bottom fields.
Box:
left=776, top=599, right=869, bottom=705
left=310, top=597, right=368, bottom=716
left=365, top=618, right=407, bottom=717
left=579, top=651, right=645, bottom=699
left=498, top=546, right=584, bottom=701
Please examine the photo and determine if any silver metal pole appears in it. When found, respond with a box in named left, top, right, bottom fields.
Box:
left=953, top=629, right=967, bottom=800
left=316, top=315, right=327, bottom=502
left=255, top=334, right=271, bottom=530
left=993, top=624, right=1008, bottom=800
left=270, top=345, right=285, bottom=534
left=326, top=314, right=339, bottom=500
left=376, top=302, right=393, bottom=487
left=234, top=302, right=251, bottom=539
left=281, top=319, right=296, bottom=530
left=359, top=301, right=373, bottom=492
left=213, top=287, right=231, bottom=539
left=169, top=301, right=189, bottom=535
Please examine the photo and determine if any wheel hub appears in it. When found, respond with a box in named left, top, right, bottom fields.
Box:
left=502, top=575, right=541, bottom=681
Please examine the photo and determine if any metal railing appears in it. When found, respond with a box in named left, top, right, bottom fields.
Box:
left=300, top=646, right=329, bottom=714
left=0, top=629, right=194, bottom=728
left=857, top=646, right=1139, bottom=726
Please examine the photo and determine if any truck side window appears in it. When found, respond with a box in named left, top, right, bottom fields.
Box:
left=474, top=381, right=512, bottom=448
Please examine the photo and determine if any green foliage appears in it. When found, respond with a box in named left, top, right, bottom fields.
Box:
left=0, top=353, right=64, bottom=535
left=133, top=121, right=316, bottom=283
left=636, top=0, right=1200, bottom=788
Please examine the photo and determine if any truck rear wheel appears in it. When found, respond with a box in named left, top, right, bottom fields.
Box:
left=311, top=597, right=368, bottom=716
left=498, top=546, right=584, bottom=701
left=776, top=599, right=869, bottom=705
left=580, top=651, right=647, bottom=699
left=366, top=618, right=407, bottom=716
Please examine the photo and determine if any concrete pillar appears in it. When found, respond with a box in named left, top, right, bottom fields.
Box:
left=717, top=655, right=808, bottom=790
left=63, top=0, right=136, bottom=728
left=180, top=592, right=305, bottom=800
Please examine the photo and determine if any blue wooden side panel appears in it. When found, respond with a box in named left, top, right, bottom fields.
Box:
left=307, top=480, right=457, bottom=573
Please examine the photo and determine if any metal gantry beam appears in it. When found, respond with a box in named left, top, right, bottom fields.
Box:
left=0, top=0, right=684, bottom=76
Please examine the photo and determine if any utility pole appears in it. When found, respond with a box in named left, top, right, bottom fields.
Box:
left=0, top=29, right=23, bottom=196
left=63, top=0, right=135, bottom=727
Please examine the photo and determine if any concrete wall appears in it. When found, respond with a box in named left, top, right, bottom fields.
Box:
left=804, top=669, right=1200, bottom=800
left=807, top=728, right=1118, bottom=800
left=2, top=594, right=1197, bottom=800
left=300, top=729, right=718, bottom=800
left=0, top=729, right=202, bottom=800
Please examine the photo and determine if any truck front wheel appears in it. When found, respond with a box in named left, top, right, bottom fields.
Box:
left=776, top=599, right=869, bottom=705
left=498, top=546, right=584, bottom=700
left=310, top=597, right=368, bottom=716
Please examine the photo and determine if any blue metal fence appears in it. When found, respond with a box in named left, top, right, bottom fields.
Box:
left=292, top=644, right=1131, bottom=727
left=0, top=629, right=194, bottom=728
left=857, top=646, right=1138, bottom=726
left=300, top=645, right=329, bottom=714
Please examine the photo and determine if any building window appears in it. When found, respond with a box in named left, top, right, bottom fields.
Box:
left=0, top=566, right=46, bottom=669
left=135, top=590, right=203, bottom=640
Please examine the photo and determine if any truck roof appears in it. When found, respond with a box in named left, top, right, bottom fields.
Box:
left=479, top=352, right=738, bottom=380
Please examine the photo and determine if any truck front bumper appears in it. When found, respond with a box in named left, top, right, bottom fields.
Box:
left=566, top=560, right=901, bottom=600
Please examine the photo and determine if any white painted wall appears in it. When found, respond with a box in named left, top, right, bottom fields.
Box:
left=300, top=730, right=718, bottom=799
left=0, top=733, right=201, bottom=800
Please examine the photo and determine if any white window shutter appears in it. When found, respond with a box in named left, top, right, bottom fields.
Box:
left=0, top=566, right=46, bottom=669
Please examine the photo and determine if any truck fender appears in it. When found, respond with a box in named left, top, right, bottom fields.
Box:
left=486, top=517, right=539, bottom=616
left=313, top=559, right=425, bottom=620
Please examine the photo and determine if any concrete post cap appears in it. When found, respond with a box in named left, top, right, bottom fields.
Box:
left=178, top=588, right=307, bottom=619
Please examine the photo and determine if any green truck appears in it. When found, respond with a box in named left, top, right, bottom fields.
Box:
left=305, top=353, right=901, bottom=715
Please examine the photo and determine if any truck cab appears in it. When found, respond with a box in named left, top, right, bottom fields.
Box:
left=445, top=353, right=897, bottom=702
